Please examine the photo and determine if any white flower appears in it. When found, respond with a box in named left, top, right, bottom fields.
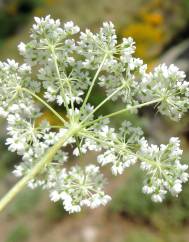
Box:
left=0, top=59, right=40, bottom=117
left=18, top=42, right=26, bottom=53
left=50, top=191, right=61, bottom=202
left=48, top=165, right=110, bottom=213
left=171, top=181, right=182, bottom=196
left=152, top=194, right=163, bottom=203
left=181, top=172, right=189, bottom=182
left=97, top=121, right=141, bottom=175
left=112, top=163, right=124, bottom=175
left=141, top=63, right=189, bottom=121
left=139, top=137, right=188, bottom=201
left=142, top=185, right=154, bottom=194
left=64, top=21, right=80, bottom=34
left=13, top=165, right=24, bottom=177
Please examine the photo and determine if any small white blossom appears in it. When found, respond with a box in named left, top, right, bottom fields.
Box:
left=152, top=194, right=163, bottom=203
left=142, top=185, right=155, bottom=194
left=171, top=181, right=182, bottom=196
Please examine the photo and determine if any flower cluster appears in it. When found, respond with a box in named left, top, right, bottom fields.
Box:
left=0, top=16, right=189, bottom=213
left=139, top=137, right=188, bottom=202
left=18, top=16, right=89, bottom=108
left=96, top=121, right=143, bottom=175
left=141, top=64, right=189, bottom=121
left=0, top=59, right=40, bottom=117
left=49, top=165, right=111, bottom=213
left=78, top=22, right=147, bottom=105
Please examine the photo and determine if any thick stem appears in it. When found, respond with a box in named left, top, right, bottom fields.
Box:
left=0, top=127, right=77, bottom=213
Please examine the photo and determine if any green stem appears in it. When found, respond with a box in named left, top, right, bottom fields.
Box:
left=22, top=88, right=66, bottom=124
left=0, top=127, right=78, bottom=212
left=81, top=84, right=125, bottom=124
left=51, top=47, right=70, bottom=114
left=65, top=77, right=74, bottom=121
left=79, top=54, right=107, bottom=117
left=80, top=130, right=113, bottom=147
left=86, top=98, right=162, bottom=127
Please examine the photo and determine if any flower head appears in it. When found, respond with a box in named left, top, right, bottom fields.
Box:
left=141, top=64, right=189, bottom=121
left=0, top=16, right=189, bottom=213
left=140, top=137, right=188, bottom=202
left=49, top=165, right=111, bottom=213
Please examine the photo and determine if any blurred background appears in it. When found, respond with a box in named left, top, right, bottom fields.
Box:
left=0, top=0, right=189, bottom=242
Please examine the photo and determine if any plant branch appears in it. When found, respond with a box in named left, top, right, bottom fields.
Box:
left=0, top=127, right=78, bottom=212
left=85, top=98, right=162, bottom=127
left=79, top=54, right=107, bottom=117
left=50, top=47, right=70, bottom=114
left=22, top=88, right=66, bottom=124
left=81, top=84, right=125, bottom=124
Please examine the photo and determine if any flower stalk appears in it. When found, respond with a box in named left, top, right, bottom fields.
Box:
left=0, top=126, right=78, bottom=212
left=22, top=88, right=66, bottom=124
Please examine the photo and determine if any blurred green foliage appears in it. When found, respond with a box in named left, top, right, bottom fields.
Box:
left=124, top=227, right=189, bottom=242
left=183, top=0, right=189, bottom=9
left=7, top=188, right=42, bottom=218
left=110, top=168, right=189, bottom=229
left=0, top=149, right=16, bottom=178
left=123, top=228, right=164, bottom=242
left=5, top=224, right=30, bottom=242
left=110, top=168, right=161, bottom=220
left=0, top=0, right=44, bottom=46
left=45, top=201, right=67, bottom=222
left=121, top=0, right=189, bottom=65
